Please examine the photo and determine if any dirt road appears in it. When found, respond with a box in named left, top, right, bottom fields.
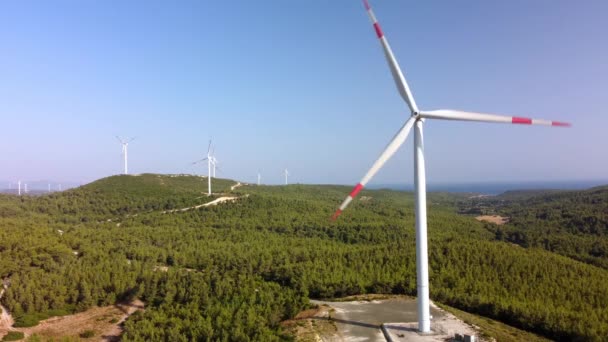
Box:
left=0, top=284, right=15, bottom=340
left=17, top=299, right=144, bottom=341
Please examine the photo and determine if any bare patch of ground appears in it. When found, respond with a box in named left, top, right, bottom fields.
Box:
left=230, top=182, right=242, bottom=191
left=288, top=297, right=484, bottom=342
left=200, top=196, right=239, bottom=207
left=153, top=265, right=169, bottom=272
left=17, top=299, right=144, bottom=341
left=0, top=304, right=15, bottom=340
left=475, top=215, right=509, bottom=225
left=0, top=281, right=15, bottom=340
left=329, top=294, right=409, bottom=302
left=281, top=305, right=339, bottom=342
left=162, top=194, right=248, bottom=214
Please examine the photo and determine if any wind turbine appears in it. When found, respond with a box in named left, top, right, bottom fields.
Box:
left=17, top=180, right=21, bottom=196
left=192, top=140, right=213, bottom=195
left=257, top=171, right=261, bottom=186
left=116, top=136, right=135, bottom=175
left=332, top=0, right=570, bottom=334
left=211, top=156, right=219, bottom=178
left=284, top=168, right=289, bottom=185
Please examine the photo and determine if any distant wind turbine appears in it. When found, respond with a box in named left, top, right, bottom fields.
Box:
left=48, top=183, right=51, bottom=193
left=116, top=136, right=135, bottom=175
left=257, top=171, right=261, bottom=186
left=332, top=0, right=571, bottom=333
left=17, top=180, right=21, bottom=196
left=193, top=140, right=214, bottom=195
left=211, top=155, right=219, bottom=178
left=284, top=168, right=289, bottom=185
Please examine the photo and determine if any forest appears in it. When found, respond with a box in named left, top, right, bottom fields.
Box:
left=458, top=186, right=608, bottom=269
left=0, top=174, right=607, bottom=341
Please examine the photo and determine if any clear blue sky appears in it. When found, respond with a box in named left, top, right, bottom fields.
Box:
left=1, top=0, right=606, bottom=186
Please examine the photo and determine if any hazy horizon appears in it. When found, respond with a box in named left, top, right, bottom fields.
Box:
left=2, top=175, right=606, bottom=194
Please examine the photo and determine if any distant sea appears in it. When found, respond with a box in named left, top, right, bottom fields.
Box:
left=368, top=180, right=608, bottom=195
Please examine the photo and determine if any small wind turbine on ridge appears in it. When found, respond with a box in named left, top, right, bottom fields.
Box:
left=116, top=136, right=135, bottom=175
left=210, top=145, right=219, bottom=177
left=192, top=140, right=214, bottom=195
left=284, top=168, right=289, bottom=185
left=332, top=0, right=571, bottom=334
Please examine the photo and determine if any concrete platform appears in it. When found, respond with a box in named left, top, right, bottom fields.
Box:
left=382, top=313, right=478, bottom=341
left=310, top=298, right=480, bottom=342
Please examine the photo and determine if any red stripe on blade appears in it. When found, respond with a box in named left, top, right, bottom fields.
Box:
left=512, top=117, right=532, bottom=125
left=552, top=121, right=571, bottom=127
left=363, top=0, right=370, bottom=11
left=331, top=209, right=343, bottom=221
left=349, top=183, right=364, bottom=198
left=373, top=23, right=383, bottom=38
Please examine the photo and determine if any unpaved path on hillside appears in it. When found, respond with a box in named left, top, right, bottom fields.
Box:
left=0, top=279, right=15, bottom=340
left=163, top=182, right=248, bottom=214
left=162, top=195, right=248, bottom=214
left=17, top=299, right=144, bottom=341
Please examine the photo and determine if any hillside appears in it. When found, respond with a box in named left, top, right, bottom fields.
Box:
left=459, top=186, right=608, bottom=269
left=0, top=175, right=607, bottom=341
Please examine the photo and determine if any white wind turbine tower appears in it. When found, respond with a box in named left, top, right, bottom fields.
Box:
left=116, top=136, right=135, bottom=175
left=210, top=152, right=219, bottom=178
left=284, top=168, right=289, bottom=185
left=332, top=0, right=571, bottom=334
left=192, top=140, right=214, bottom=196
left=17, top=180, right=21, bottom=196
left=257, top=171, right=261, bottom=186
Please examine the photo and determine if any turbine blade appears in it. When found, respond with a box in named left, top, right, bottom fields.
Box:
left=332, top=116, right=416, bottom=220
left=363, top=0, right=418, bottom=113
left=420, top=110, right=571, bottom=127
left=207, top=140, right=212, bottom=154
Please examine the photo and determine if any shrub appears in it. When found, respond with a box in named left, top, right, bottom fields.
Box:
left=79, top=330, right=95, bottom=338
left=12, top=314, right=40, bottom=328
left=2, top=331, right=25, bottom=341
